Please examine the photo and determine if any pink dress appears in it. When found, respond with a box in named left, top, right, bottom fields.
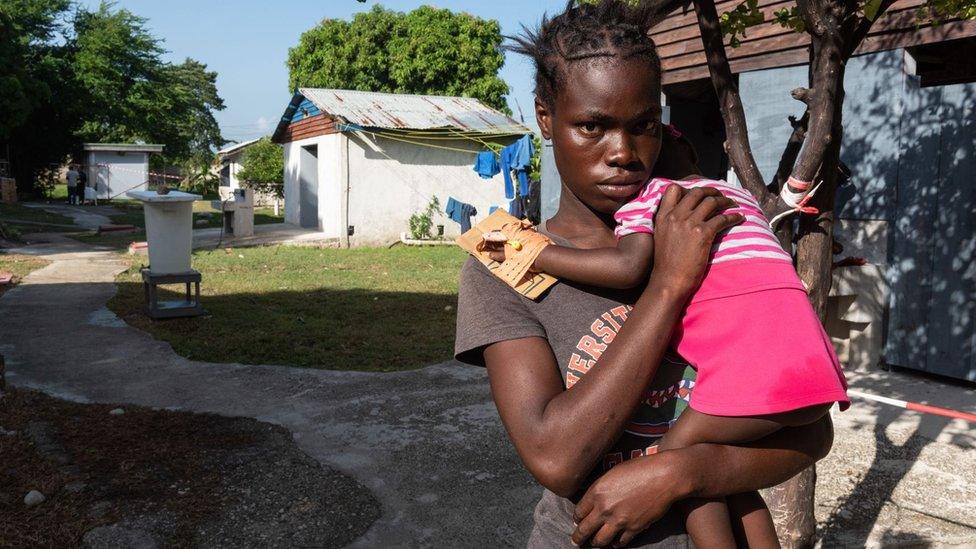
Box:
left=614, top=177, right=850, bottom=416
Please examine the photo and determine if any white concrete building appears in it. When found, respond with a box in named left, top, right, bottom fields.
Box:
left=271, top=88, right=533, bottom=247
left=82, top=143, right=164, bottom=199
left=216, top=138, right=260, bottom=200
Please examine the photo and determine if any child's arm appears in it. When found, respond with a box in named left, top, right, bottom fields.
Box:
left=534, top=233, right=654, bottom=290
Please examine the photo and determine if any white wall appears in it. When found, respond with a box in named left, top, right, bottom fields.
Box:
left=218, top=153, right=244, bottom=200
left=87, top=151, right=150, bottom=199
left=344, top=133, right=514, bottom=246
left=282, top=133, right=344, bottom=237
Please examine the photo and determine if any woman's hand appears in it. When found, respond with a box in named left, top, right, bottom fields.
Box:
left=648, top=185, right=742, bottom=298
left=571, top=452, right=686, bottom=547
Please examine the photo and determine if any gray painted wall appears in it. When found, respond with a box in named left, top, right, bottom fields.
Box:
left=740, top=49, right=976, bottom=381
left=540, top=140, right=560, bottom=222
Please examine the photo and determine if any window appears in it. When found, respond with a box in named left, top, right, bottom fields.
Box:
left=219, top=164, right=230, bottom=187
left=906, top=37, right=976, bottom=87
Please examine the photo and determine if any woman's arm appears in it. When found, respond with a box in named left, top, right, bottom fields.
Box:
left=570, top=415, right=834, bottom=547
left=484, top=186, right=741, bottom=497
left=533, top=233, right=655, bottom=290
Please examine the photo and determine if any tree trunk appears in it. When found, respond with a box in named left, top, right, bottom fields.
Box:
left=765, top=50, right=847, bottom=548
left=762, top=466, right=819, bottom=548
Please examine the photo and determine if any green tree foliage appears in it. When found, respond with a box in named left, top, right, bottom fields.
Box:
left=924, top=0, right=976, bottom=20
left=288, top=5, right=510, bottom=112
left=72, top=5, right=224, bottom=167
left=236, top=138, right=284, bottom=198
left=722, top=0, right=976, bottom=46
left=1, top=1, right=224, bottom=194
left=0, top=0, right=71, bottom=139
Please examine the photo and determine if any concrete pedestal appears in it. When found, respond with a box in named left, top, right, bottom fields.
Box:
left=211, top=188, right=254, bottom=237
left=141, top=269, right=204, bottom=319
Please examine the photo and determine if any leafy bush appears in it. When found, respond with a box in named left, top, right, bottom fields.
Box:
left=408, top=197, right=441, bottom=240
left=237, top=138, right=284, bottom=198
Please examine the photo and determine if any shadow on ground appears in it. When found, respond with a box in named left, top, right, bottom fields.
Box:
left=0, top=388, right=379, bottom=547
left=818, top=371, right=976, bottom=545
left=110, top=282, right=459, bottom=372
left=1, top=272, right=540, bottom=547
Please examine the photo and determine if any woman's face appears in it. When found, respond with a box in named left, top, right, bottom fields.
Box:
left=538, top=57, right=663, bottom=216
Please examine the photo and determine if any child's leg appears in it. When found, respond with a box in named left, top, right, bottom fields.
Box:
left=658, top=404, right=831, bottom=548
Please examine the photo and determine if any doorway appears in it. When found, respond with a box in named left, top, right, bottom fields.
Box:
left=664, top=78, right=729, bottom=181
left=299, top=144, right=319, bottom=229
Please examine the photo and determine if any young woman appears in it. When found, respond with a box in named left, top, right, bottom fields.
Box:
left=455, top=2, right=836, bottom=547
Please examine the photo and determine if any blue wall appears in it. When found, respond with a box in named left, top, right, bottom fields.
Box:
left=741, top=49, right=976, bottom=380
left=290, top=97, right=321, bottom=123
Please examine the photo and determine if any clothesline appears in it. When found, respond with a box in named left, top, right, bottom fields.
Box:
left=338, top=123, right=528, bottom=156
left=63, top=162, right=185, bottom=181
left=344, top=126, right=491, bottom=155
left=342, top=123, right=536, bottom=221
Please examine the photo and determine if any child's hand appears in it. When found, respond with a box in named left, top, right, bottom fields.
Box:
left=485, top=243, right=507, bottom=264
left=482, top=230, right=509, bottom=263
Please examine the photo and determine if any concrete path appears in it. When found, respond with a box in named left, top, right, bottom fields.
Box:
left=817, top=370, right=976, bottom=546
left=2, top=235, right=974, bottom=547
left=192, top=223, right=339, bottom=250
left=0, top=235, right=538, bottom=547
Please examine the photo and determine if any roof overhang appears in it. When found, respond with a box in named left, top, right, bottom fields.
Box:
left=217, top=137, right=262, bottom=157
left=272, top=89, right=532, bottom=144
left=83, top=143, right=165, bottom=153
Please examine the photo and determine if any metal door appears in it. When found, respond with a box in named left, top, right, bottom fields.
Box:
left=299, top=144, right=319, bottom=229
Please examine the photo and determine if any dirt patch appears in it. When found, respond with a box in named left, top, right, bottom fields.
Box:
left=0, top=389, right=380, bottom=547
left=0, top=254, right=50, bottom=296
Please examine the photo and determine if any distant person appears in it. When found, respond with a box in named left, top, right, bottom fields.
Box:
left=77, top=166, right=88, bottom=205
left=66, top=164, right=79, bottom=205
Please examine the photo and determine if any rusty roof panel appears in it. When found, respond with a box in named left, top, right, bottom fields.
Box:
left=297, top=88, right=531, bottom=135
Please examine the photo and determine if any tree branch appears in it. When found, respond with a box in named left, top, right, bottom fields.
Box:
left=787, top=0, right=847, bottom=184
left=692, top=0, right=770, bottom=205
left=770, top=111, right=808, bottom=248
left=641, top=0, right=695, bottom=26
left=843, top=0, right=898, bottom=58
left=774, top=111, right=809, bottom=192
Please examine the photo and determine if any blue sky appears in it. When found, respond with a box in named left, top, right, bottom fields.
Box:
left=78, top=0, right=567, bottom=144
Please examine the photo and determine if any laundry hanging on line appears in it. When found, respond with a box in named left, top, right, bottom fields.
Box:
left=510, top=135, right=534, bottom=197
left=470, top=135, right=535, bottom=216
left=446, top=197, right=477, bottom=233
left=501, top=135, right=534, bottom=207
left=472, top=151, right=500, bottom=179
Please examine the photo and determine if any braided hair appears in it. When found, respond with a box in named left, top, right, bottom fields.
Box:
left=507, top=1, right=665, bottom=109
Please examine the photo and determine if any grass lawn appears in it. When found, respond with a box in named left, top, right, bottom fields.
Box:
left=0, top=253, right=51, bottom=294
left=104, top=200, right=282, bottom=230
left=110, top=245, right=467, bottom=371
left=47, top=184, right=69, bottom=200
left=72, top=229, right=147, bottom=250
left=72, top=200, right=284, bottom=250
left=0, top=203, right=78, bottom=235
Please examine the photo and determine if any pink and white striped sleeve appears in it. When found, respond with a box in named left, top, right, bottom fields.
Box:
left=613, top=179, right=669, bottom=239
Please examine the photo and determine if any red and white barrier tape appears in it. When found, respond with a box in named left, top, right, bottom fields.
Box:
left=847, top=389, right=976, bottom=423
left=87, top=163, right=185, bottom=181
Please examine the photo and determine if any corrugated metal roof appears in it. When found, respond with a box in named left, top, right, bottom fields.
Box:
left=297, top=88, right=531, bottom=134
left=217, top=138, right=261, bottom=157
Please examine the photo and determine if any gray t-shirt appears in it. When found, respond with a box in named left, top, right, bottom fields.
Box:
left=455, top=233, right=695, bottom=548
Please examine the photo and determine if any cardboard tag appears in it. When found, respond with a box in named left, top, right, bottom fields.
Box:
left=455, top=210, right=559, bottom=300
